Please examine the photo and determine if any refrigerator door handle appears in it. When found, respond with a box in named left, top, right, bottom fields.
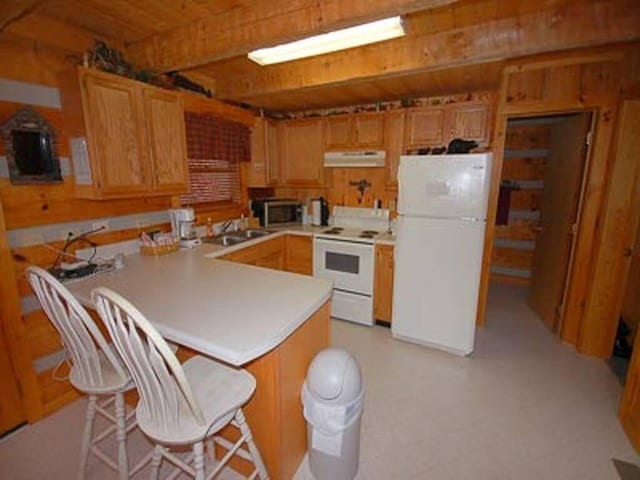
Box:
left=398, top=213, right=484, bottom=222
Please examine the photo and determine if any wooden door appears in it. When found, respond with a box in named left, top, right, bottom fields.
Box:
left=324, top=115, right=352, bottom=150
left=279, top=118, right=324, bottom=186
left=0, top=199, right=25, bottom=435
left=82, top=72, right=149, bottom=196
left=142, top=87, right=189, bottom=194
left=404, top=107, right=445, bottom=149
left=374, top=244, right=394, bottom=323
left=353, top=112, right=385, bottom=148
left=445, top=102, right=489, bottom=144
left=529, top=113, right=591, bottom=331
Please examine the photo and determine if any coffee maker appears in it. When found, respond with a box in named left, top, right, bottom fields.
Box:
left=168, top=208, right=201, bottom=248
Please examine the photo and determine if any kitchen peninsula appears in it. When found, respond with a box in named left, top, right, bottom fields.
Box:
left=67, top=243, right=333, bottom=480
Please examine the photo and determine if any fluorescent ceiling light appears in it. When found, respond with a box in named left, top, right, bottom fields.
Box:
left=248, top=16, right=405, bottom=66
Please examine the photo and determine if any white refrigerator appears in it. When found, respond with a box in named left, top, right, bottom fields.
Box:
left=391, top=153, right=492, bottom=356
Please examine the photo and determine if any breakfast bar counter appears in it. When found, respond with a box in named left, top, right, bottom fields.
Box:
left=67, top=244, right=333, bottom=480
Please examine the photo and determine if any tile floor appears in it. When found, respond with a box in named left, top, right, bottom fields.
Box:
left=1, top=283, right=638, bottom=479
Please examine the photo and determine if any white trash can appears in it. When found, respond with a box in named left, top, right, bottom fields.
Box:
left=302, top=348, right=363, bottom=480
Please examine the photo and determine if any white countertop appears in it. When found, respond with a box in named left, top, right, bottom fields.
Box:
left=68, top=244, right=332, bottom=366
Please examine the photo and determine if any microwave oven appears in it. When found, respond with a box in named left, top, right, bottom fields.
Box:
left=251, top=198, right=303, bottom=227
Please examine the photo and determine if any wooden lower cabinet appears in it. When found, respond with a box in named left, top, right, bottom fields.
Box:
left=285, top=235, right=313, bottom=275
left=221, top=236, right=286, bottom=269
left=374, top=244, right=394, bottom=324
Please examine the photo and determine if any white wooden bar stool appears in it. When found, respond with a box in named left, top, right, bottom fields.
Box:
left=91, top=286, right=269, bottom=480
left=26, top=266, right=148, bottom=480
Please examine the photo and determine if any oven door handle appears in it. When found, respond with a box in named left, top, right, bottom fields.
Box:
left=313, top=237, right=375, bottom=249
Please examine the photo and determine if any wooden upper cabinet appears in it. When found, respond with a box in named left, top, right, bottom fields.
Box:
left=265, top=120, right=279, bottom=184
left=279, top=118, right=324, bottom=187
left=248, top=118, right=268, bottom=187
left=404, top=107, right=445, bottom=149
left=324, top=115, right=352, bottom=150
left=81, top=72, right=149, bottom=196
left=404, top=102, right=491, bottom=151
left=248, top=118, right=280, bottom=187
left=324, top=112, right=385, bottom=150
left=445, top=102, right=490, bottom=144
left=353, top=112, right=385, bottom=148
left=62, top=67, right=188, bottom=199
left=141, top=87, right=188, bottom=194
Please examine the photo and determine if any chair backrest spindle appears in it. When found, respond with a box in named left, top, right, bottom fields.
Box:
left=26, top=266, right=128, bottom=389
left=92, top=287, right=206, bottom=430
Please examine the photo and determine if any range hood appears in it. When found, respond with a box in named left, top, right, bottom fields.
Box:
left=324, top=150, right=386, bottom=167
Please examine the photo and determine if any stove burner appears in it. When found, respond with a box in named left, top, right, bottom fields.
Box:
left=361, top=230, right=379, bottom=235
left=359, top=233, right=374, bottom=239
left=322, top=228, right=343, bottom=235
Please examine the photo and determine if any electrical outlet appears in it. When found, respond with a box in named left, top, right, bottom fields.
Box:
left=92, top=220, right=110, bottom=232
left=20, top=231, right=44, bottom=246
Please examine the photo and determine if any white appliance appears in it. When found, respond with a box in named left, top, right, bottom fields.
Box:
left=391, top=153, right=492, bottom=356
left=323, top=150, right=386, bottom=167
left=168, top=208, right=201, bottom=248
left=313, top=207, right=389, bottom=326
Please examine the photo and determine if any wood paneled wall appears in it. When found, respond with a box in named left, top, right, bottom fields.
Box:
left=275, top=166, right=392, bottom=210
left=0, top=36, right=253, bottom=422
left=478, top=44, right=640, bottom=360
left=491, top=121, right=550, bottom=284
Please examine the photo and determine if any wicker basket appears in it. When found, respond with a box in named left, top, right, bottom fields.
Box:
left=140, top=242, right=179, bottom=256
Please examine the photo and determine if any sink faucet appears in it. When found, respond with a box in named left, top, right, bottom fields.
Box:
left=221, top=220, right=234, bottom=233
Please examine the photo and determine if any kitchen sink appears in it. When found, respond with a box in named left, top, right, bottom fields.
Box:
left=201, top=229, right=274, bottom=246
left=238, top=229, right=273, bottom=239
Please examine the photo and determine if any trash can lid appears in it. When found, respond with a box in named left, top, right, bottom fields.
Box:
left=307, top=348, right=362, bottom=402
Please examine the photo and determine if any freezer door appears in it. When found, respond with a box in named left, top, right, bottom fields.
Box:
left=398, top=154, right=492, bottom=219
left=391, top=215, right=486, bottom=356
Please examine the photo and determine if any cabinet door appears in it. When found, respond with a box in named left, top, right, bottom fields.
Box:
left=82, top=73, right=149, bottom=196
left=374, top=244, right=394, bottom=323
left=286, top=235, right=313, bottom=275
left=324, top=115, right=352, bottom=150
left=354, top=112, right=385, bottom=148
left=142, top=88, right=189, bottom=194
left=279, top=119, right=324, bottom=186
left=404, top=107, right=445, bottom=149
left=384, top=110, right=405, bottom=188
left=445, top=103, right=489, bottom=144
left=266, top=119, right=280, bottom=185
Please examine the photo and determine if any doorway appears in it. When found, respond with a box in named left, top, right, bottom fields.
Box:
left=489, top=112, right=592, bottom=336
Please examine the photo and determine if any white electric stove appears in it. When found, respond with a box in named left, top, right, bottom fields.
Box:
left=313, top=207, right=390, bottom=326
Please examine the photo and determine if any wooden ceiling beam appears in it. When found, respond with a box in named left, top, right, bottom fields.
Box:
left=125, top=0, right=458, bottom=72
left=0, top=0, right=43, bottom=31
left=3, top=13, right=125, bottom=54
left=213, top=0, right=640, bottom=103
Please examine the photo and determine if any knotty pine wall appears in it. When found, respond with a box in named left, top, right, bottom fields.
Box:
left=490, top=120, right=550, bottom=284
left=478, top=44, right=640, bottom=359
left=0, top=37, right=249, bottom=421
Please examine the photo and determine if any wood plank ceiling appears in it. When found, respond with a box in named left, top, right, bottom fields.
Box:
left=1, top=0, right=639, bottom=113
